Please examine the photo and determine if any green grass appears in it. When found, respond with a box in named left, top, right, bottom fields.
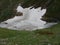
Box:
left=0, top=23, right=60, bottom=45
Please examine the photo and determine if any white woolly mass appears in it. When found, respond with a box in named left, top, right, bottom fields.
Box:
left=0, top=6, right=57, bottom=30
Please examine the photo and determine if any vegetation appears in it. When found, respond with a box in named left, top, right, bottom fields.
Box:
left=43, top=0, right=60, bottom=22
left=0, top=23, right=60, bottom=45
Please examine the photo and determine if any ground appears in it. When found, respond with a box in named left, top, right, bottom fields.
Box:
left=0, top=23, right=60, bottom=45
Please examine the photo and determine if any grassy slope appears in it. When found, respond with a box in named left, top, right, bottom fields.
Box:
left=0, top=23, right=60, bottom=45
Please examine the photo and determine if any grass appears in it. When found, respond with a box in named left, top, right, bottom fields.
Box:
left=0, top=23, right=60, bottom=45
